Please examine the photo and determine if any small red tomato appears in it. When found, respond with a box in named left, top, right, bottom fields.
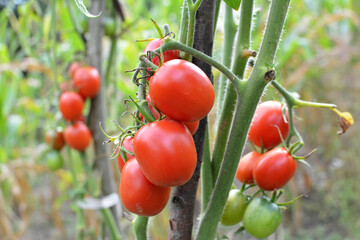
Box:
left=236, top=151, right=262, bottom=184
left=59, top=92, right=84, bottom=121
left=183, top=121, right=199, bottom=135
left=45, top=129, right=66, bottom=151
left=117, top=136, right=134, bottom=172
left=120, top=158, right=170, bottom=216
left=134, top=119, right=197, bottom=187
left=68, top=62, right=81, bottom=78
left=72, top=66, right=101, bottom=98
left=253, top=147, right=297, bottom=191
left=149, top=59, right=215, bottom=122
left=248, top=101, right=289, bottom=149
left=64, top=121, right=92, bottom=151
left=143, top=38, right=179, bottom=66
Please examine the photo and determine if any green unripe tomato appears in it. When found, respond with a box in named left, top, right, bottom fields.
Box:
left=243, top=196, right=282, bottom=239
left=221, top=189, right=248, bottom=226
left=104, top=17, right=116, bottom=36
left=45, top=151, right=64, bottom=171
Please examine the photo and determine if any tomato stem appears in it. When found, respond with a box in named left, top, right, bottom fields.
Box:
left=133, top=215, right=149, bottom=240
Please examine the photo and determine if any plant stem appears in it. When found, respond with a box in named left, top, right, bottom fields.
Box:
left=195, top=0, right=291, bottom=239
left=64, top=0, right=86, bottom=44
left=133, top=215, right=148, bottom=240
left=179, top=0, right=189, bottom=44
left=105, top=33, right=118, bottom=85
left=211, top=0, right=254, bottom=184
left=101, top=208, right=122, bottom=240
left=184, top=0, right=202, bottom=60
left=201, top=126, right=212, bottom=213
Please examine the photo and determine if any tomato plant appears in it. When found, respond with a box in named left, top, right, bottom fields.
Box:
left=120, top=158, right=171, bottom=216
left=243, top=196, right=282, bottom=239
left=149, top=59, right=215, bottom=122
left=253, top=147, right=297, bottom=191
left=117, top=136, right=134, bottom=172
left=248, top=101, right=289, bottom=149
left=133, top=118, right=197, bottom=187
left=64, top=121, right=92, bottom=151
left=68, top=62, right=81, bottom=78
left=72, top=66, right=101, bottom=99
left=236, top=151, right=262, bottom=184
left=45, top=151, right=64, bottom=171
left=59, top=92, right=84, bottom=121
left=220, top=189, right=248, bottom=226
left=45, top=129, right=66, bottom=151
left=143, top=38, right=179, bottom=66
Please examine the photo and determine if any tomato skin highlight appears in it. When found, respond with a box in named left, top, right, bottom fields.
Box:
left=117, top=136, right=134, bottom=172
left=72, top=66, right=101, bottom=98
left=236, top=151, right=262, bottom=184
left=64, top=121, right=92, bottom=151
left=243, top=196, right=282, bottom=238
left=221, top=189, right=248, bottom=226
left=120, top=158, right=170, bottom=216
left=149, top=59, right=215, bottom=122
left=143, top=39, right=179, bottom=66
left=248, top=101, right=289, bottom=149
left=59, top=92, right=84, bottom=121
left=253, top=147, right=297, bottom=191
left=134, top=119, right=197, bottom=187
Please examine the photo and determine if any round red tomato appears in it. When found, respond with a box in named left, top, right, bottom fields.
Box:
left=253, top=147, right=297, bottom=191
left=59, top=92, right=84, bottom=121
left=64, top=121, right=92, bottom=151
left=45, top=129, right=66, bottom=151
left=68, top=62, right=81, bottom=78
left=120, top=158, right=170, bottom=216
left=134, top=118, right=197, bottom=187
left=149, top=59, right=215, bottom=122
left=248, top=101, right=289, bottom=149
left=72, top=66, right=100, bottom=98
left=117, top=136, right=134, bottom=172
left=143, top=38, right=179, bottom=66
left=236, top=151, right=262, bottom=184
left=183, top=120, right=199, bottom=135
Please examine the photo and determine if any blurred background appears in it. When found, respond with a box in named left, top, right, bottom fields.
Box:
left=0, top=0, right=358, bottom=239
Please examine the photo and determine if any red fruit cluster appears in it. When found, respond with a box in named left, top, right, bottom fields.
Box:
left=119, top=56, right=215, bottom=217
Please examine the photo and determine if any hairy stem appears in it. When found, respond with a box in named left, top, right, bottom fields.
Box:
left=133, top=216, right=148, bottom=240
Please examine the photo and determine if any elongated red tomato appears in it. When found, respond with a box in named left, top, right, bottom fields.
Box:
left=149, top=59, right=215, bottom=122
left=59, top=92, right=84, bottom=121
left=253, top=147, right=297, bottom=191
left=134, top=119, right=197, bottom=187
left=248, top=101, right=289, bottom=149
left=143, top=38, right=179, bottom=66
left=117, top=136, right=134, bottom=172
left=236, top=151, right=262, bottom=184
left=120, top=158, right=170, bottom=216
left=72, top=66, right=100, bottom=98
left=64, top=121, right=92, bottom=151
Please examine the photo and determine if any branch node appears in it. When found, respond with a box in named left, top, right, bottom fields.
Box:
left=264, top=70, right=276, bottom=82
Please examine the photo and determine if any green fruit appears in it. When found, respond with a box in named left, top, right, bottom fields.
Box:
left=243, top=196, right=282, bottom=239
left=221, top=189, right=248, bottom=226
left=46, top=151, right=64, bottom=171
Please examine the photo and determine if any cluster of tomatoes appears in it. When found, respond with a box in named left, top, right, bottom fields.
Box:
left=117, top=39, right=215, bottom=216
left=45, top=63, right=100, bottom=169
left=221, top=100, right=297, bottom=238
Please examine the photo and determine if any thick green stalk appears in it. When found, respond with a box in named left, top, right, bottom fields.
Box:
left=179, top=0, right=189, bottom=44
left=195, top=0, right=291, bottom=239
left=101, top=208, right=122, bottom=240
left=201, top=126, right=212, bottom=213
left=105, top=33, right=118, bottom=85
left=184, top=0, right=202, bottom=59
left=133, top=216, right=149, bottom=240
left=216, top=4, right=237, bottom=118
left=211, top=0, right=254, bottom=184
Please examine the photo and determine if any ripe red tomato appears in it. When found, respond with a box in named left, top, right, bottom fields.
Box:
left=120, top=158, right=170, bottom=216
left=59, top=92, right=84, bottom=121
left=45, top=129, right=66, bottom=151
left=72, top=66, right=101, bottom=99
left=64, top=121, right=92, bottom=151
left=117, top=136, right=134, bottom=172
left=134, top=118, right=197, bottom=187
left=253, top=147, right=297, bottom=191
left=68, top=62, right=81, bottom=78
left=143, top=38, right=179, bottom=66
left=183, top=120, right=199, bottom=135
left=248, top=101, right=289, bottom=149
left=236, top=151, right=262, bottom=184
left=149, top=59, right=215, bottom=122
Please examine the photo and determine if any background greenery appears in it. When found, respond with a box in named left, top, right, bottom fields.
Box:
left=0, top=0, right=358, bottom=239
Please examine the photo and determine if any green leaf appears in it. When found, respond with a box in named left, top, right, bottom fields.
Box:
left=73, top=0, right=101, bottom=18
left=224, top=0, right=241, bottom=11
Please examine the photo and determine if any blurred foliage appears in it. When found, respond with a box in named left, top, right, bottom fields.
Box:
left=0, top=0, right=359, bottom=239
